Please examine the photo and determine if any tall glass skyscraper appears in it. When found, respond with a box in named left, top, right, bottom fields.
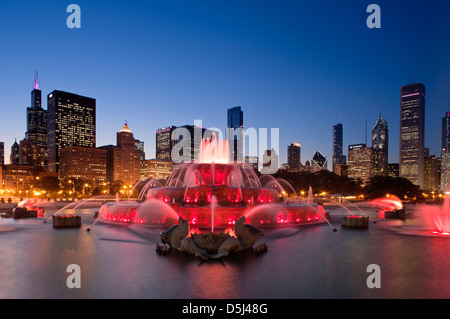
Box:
left=0, top=142, right=4, bottom=165
left=26, top=71, right=47, bottom=149
left=441, top=111, right=450, bottom=191
left=400, top=83, right=425, bottom=189
left=156, top=126, right=176, bottom=161
left=332, top=122, right=346, bottom=173
left=47, top=90, right=96, bottom=174
left=372, top=114, right=388, bottom=176
left=288, top=143, right=301, bottom=172
left=227, top=106, right=243, bottom=163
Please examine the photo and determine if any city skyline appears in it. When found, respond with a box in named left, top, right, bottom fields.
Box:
left=1, top=1, right=450, bottom=167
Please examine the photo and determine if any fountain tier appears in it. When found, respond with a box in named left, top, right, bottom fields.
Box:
left=97, top=162, right=327, bottom=229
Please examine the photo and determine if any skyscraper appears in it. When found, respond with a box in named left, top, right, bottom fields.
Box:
left=424, top=148, right=440, bottom=192
left=400, top=82, right=425, bottom=189
left=156, top=125, right=208, bottom=163
left=441, top=111, right=450, bottom=191
left=227, top=106, right=243, bottom=163
left=287, top=143, right=301, bottom=172
left=348, top=144, right=373, bottom=185
left=26, top=71, right=47, bottom=149
left=10, top=139, right=19, bottom=165
left=332, top=122, right=346, bottom=173
left=156, top=126, right=176, bottom=161
left=0, top=142, right=3, bottom=165
left=19, top=139, right=45, bottom=167
left=100, top=122, right=141, bottom=185
left=60, top=146, right=107, bottom=185
left=47, top=90, right=96, bottom=174
left=311, top=151, right=327, bottom=173
left=372, top=114, right=388, bottom=176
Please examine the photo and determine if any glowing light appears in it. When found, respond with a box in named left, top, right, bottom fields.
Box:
left=199, top=135, right=230, bottom=164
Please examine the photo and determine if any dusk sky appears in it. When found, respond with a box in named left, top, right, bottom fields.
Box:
left=1, top=0, right=449, bottom=167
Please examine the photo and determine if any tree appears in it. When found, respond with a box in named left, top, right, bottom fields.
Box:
left=364, top=176, right=422, bottom=200
left=37, top=176, right=60, bottom=193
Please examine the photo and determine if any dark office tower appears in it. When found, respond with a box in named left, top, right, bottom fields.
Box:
left=26, top=71, right=47, bottom=149
left=10, top=139, right=19, bottom=165
left=135, top=139, right=145, bottom=161
left=156, top=126, right=177, bottom=161
left=372, top=114, right=389, bottom=176
left=287, top=143, right=301, bottom=172
left=227, top=106, right=244, bottom=163
left=441, top=111, right=450, bottom=191
left=32, top=71, right=41, bottom=108
left=0, top=142, right=4, bottom=165
left=400, top=82, right=425, bottom=189
left=332, top=122, right=346, bottom=173
left=47, top=90, right=96, bottom=174
left=311, top=151, right=327, bottom=173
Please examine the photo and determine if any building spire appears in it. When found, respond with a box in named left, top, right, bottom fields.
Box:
left=33, top=70, right=40, bottom=90
left=119, top=120, right=132, bottom=133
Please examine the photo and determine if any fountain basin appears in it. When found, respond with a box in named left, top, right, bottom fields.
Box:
left=13, top=207, right=38, bottom=219
left=52, top=214, right=82, bottom=228
left=341, top=216, right=369, bottom=229
left=383, top=209, right=407, bottom=220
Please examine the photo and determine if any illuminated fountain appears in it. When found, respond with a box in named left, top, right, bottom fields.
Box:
left=95, top=137, right=329, bottom=232
left=365, top=191, right=450, bottom=237
left=371, top=195, right=406, bottom=220
left=91, top=137, right=332, bottom=258
left=417, top=188, right=450, bottom=236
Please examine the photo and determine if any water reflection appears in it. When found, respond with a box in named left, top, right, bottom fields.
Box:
left=2, top=207, right=450, bottom=298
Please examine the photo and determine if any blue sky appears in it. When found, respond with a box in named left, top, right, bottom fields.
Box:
left=0, top=0, right=449, bottom=167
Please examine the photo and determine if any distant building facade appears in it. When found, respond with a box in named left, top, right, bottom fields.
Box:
left=141, top=159, right=173, bottom=180
left=156, top=126, right=176, bottom=161
left=424, top=148, right=440, bottom=192
left=348, top=144, right=373, bottom=184
left=47, top=90, right=96, bottom=174
left=227, top=106, right=244, bottom=162
left=59, top=146, right=107, bottom=185
left=10, top=140, right=19, bottom=165
left=19, top=139, right=45, bottom=167
left=0, top=142, right=3, bottom=165
left=100, top=122, right=141, bottom=186
left=388, top=163, right=399, bottom=177
left=311, top=151, right=327, bottom=173
left=0, top=165, right=35, bottom=191
left=287, top=143, right=301, bottom=172
left=441, top=111, right=450, bottom=192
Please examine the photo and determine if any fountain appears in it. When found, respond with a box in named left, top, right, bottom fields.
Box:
left=417, top=187, right=450, bottom=236
left=307, top=186, right=313, bottom=204
left=371, top=195, right=406, bottom=220
left=91, top=137, right=331, bottom=257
